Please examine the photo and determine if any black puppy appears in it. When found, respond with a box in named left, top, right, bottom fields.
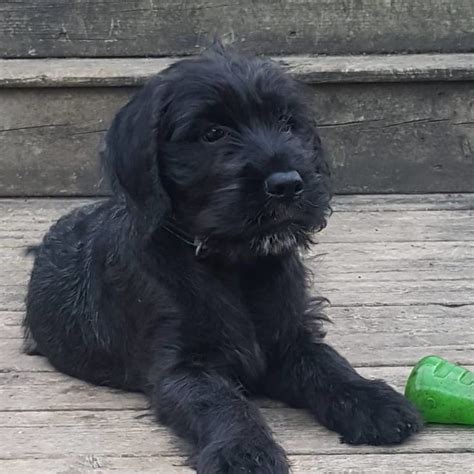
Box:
left=24, top=47, right=421, bottom=473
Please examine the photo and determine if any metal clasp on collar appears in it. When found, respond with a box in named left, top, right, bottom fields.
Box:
left=194, top=238, right=208, bottom=258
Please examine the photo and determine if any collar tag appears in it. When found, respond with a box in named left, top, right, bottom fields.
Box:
left=163, top=221, right=209, bottom=258
left=194, top=239, right=208, bottom=258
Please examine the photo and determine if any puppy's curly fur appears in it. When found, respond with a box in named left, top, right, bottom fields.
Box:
left=24, top=47, right=421, bottom=473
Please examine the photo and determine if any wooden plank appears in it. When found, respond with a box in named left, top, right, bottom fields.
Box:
left=309, top=81, right=474, bottom=194
left=333, top=194, right=474, bottom=212
left=1, top=207, right=472, bottom=314
left=2, top=206, right=473, bottom=245
left=3, top=304, right=473, bottom=369
left=0, top=88, right=129, bottom=196
left=0, top=58, right=175, bottom=89
left=2, top=453, right=474, bottom=474
left=3, top=364, right=474, bottom=412
left=326, top=305, right=474, bottom=366
left=1, top=0, right=473, bottom=58
left=2, top=55, right=474, bottom=88
left=1, top=81, right=473, bottom=196
left=320, top=213, right=474, bottom=242
left=291, top=454, right=474, bottom=472
left=3, top=303, right=474, bottom=342
left=0, top=456, right=193, bottom=474
left=1, top=407, right=473, bottom=459
left=3, top=240, right=474, bottom=287
left=1, top=196, right=472, bottom=366
left=5, top=238, right=474, bottom=289
left=0, top=197, right=472, bottom=470
left=278, top=54, right=474, bottom=84
left=0, top=194, right=471, bottom=214
left=318, top=279, right=474, bottom=307
left=2, top=267, right=472, bottom=312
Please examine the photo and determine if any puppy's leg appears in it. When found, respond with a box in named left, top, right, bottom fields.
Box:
left=151, top=369, right=289, bottom=473
left=265, top=329, right=422, bottom=445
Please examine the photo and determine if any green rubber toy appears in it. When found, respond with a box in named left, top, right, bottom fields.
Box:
left=405, top=356, right=474, bottom=425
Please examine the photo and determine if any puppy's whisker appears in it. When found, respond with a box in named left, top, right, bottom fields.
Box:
left=214, top=183, right=241, bottom=194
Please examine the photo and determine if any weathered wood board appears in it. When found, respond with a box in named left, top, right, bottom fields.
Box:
left=2, top=309, right=474, bottom=371
left=2, top=365, right=474, bottom=412
left=2, top=55, right=474, bottom=88
left=2, top=407, right=474, bottom=458
left=1, top=81, right=473, bottom=195
left=1, top=0, right=473, bottom=58
left=1, top=197, right=473, bottom=243
left=0, top=194, right=473, bottom=472
left=2, top=453, right=474, bottom=474
left=0, top=195, right=473, bottom=369
left=0, top=87, right=130, bottom=196
left=2, top=242, right=473, bottom=311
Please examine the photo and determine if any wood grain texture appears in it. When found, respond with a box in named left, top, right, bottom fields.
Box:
left=309, top=81, right=474, bottom=194
left=2, top=301, right=473, bottom=369
left=1, top=0, right=473, bottom=58
left=0, top=196, right=472, bottom=368
left=333, top=193, right=473, bottom=212
left=1, top=198, right=473, bottom=244
left=3, top=303, right=473, bottom=369
left=2, top=363, right=474, bottom=412
left=4, top=303, right=471, bottom=342
left=1, top=81, right=473, bottom=196
left=0, top=88, right=131, bottom=196
left=2, top=453, right=474, bottom=473
left=2, top=55, right=474, bottom=88
left=0, top=193, right=471, bottom=213
left=2, top=249, right=472, bottom=311
left=4, top=240, right=474, bottom=283
left=2, top=408, right=474, bottom=458
left=0, top=195, right=473, bottom=471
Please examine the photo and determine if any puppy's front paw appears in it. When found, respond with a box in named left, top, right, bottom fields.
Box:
left=197, top=438, right=290, bottom=474
left=330, top=379, right=422, bottom=446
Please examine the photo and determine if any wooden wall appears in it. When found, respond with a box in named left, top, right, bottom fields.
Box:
left=2, top=0, right=473, bottom=58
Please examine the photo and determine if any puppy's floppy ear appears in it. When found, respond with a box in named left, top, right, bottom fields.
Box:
left=102, top=76, right=171, bottom=234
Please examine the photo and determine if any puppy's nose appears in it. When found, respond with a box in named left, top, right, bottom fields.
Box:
left=264, top=171, right=304, bottom=198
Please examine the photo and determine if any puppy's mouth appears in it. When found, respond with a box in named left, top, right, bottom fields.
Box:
left=239, top=202, right=324, bottom=255
left=255, top=215, right=306, bottom=232
left=185, top=195, right=327, bottom=258
left=191, top=218, right=311, bottom=259
left=241, top=215, right=314, bottom=256
left=247, top=202, right=313, bottom=237
left=249, top=229, right=306, bottom=255
left=200, top=227, right=309, bottom=259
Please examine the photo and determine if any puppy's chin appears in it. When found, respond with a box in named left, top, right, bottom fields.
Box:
left=202, top=226, right=314, bottom=261
left=250, top=231, right=301, bottom=256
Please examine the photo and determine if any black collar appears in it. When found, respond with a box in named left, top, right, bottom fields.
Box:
left=162, top=221, right=208, bottom=257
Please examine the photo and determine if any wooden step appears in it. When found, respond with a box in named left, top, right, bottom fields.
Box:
left=1, top=0, right=473, bottom=58
left=1, top=55, right=473, bottom=196
left=2, top=54, right=474, bottom=88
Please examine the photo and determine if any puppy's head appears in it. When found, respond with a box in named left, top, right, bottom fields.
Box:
left=103, top=47, right=332, bottom=258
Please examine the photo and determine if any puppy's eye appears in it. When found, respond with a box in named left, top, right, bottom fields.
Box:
left=203, top=127, right=226, bottom=143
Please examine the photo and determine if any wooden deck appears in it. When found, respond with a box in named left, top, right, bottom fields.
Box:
left=1, top=194, right=473, bottom=472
